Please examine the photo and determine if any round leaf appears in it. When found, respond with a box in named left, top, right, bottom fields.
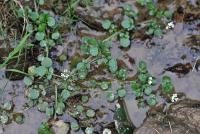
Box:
left=23, top=76, right=33, bottom=86
left=117, top=88, right=126, bottom=97
left=28, top=89, right=40, bottom=100
left=35, top=32, right=45, bottom=41
left=51, top=32, right=60, bottom=40
left=41, top=57, right=53, bottom=67
left=71, top=122, right=79, bottom=131
left=120, top=37, right=130, bottom=48
left=61, top=89, right=71, bottom=101
left=35, top=66, right=47, bottom=77
left=47, top=17, right=56, bottom=27
left=89, top=46, right=99, bottom=56
left=102, top=20, right=111, bottom=30
left=108, top=59, right=118, bottom=73
left=86, top=109, right=95, bottom=118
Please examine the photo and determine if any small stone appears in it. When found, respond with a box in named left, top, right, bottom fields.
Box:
left=52, top=120, right=70, bottom=134
left=0, top=126, right=3, bottom=134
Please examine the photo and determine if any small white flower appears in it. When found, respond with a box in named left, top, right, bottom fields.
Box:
left=115, top=103, right=121, bottom=109
left=171, top=93, right=179, bottom=102
left=148, top=80, right=152, bottom=85
left=148, top=77, right=153, bottom=85
left=61, top=69, right=70, bottom=80
left=166, top=21, right=175, bottom=30
left=103, top=128, right=111, bottom=134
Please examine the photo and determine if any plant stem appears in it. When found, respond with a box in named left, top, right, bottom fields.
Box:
left=54, top=84, right=58, bottom=119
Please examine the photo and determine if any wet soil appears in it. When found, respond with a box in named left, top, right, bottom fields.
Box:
left=0, top=0, right=200, bottom=133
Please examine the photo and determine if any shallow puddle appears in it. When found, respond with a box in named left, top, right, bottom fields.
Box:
left=0, top=0, right=200, bottom=133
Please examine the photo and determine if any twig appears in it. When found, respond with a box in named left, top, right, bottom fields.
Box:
left=102, top=30, right=122, bottom=43
left=13, top=0, right=28, bottom=36
left=192, top=56, right=200, bottom=72
left=169, top=121, right=173, bottom=133
left=54, top=84, right=58, bottom=119
left=185, top=130, right=190, bottom=134
left=154, top=128, right=161, bottom=134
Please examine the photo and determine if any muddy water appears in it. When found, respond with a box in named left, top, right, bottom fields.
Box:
left=121, top=21, right=200, bottom=126
left=0, top=0, right=200, bottom=133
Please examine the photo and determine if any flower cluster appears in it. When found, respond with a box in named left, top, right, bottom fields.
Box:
left=171, top=93, right=178, bottom=102
left=148, top=77, right=153, bottom=85
left=61, top=69, right=70, bottom=80
left=166, top=22, right=175, bottom=30
left=103, top=128, right=111, bottom=134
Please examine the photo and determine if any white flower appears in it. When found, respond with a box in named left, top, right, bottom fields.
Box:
left=171, top=93, right=179, bottom=102
left=148, top=77, right=153, bottom=85
left=115, top=103, right=121, bottom=109
left=61, top=69, right=70, bottom=80
left=166, top=22, right=175, bottom=30
left=103, top=128, right=111, bottom=134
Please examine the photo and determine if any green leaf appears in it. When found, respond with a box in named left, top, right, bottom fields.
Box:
left=117, top=69, right=127, bottom=80
left=108, top=59, right=118, bottom=73
left=23, top=76, right=33, bottom=86
left=61, top=89, right=71, bottom=101
left=147, top=94, right=157, bottom=106
left=131, top=80, right=140, bottom=90
left=89, top=45, right=99, bottom=56
left=154, top=29, right=162, bottom=36
left=38, top=23, right=46, bottom=32
left=81, top=95, right=89, bottom=103
left=56, top=101, right=65, bottom=115
left=45, top=107, right=54, bottom=117
left=35, top=66, right=47, bottom=77
left=47, top=39, right=55, bottom=47
left=164, top=11, right=172, bottom=19
left=35, top=32, right=45, bottom=41
left=102, top=20, right=111, bottom=30
left=70, top=122, right=80, bottom=131
left=59, top=54, right=67, bottom=62
left=3, top=101, right=13, bottom=111
left=76, top=61, right=90, bottom=79
left=51, top=32, right=60, bottom=40
left=121, top=19, right=134, bottom=30
left=106, top=92, right=115, bottom=102
left=38, top=122, right=54, bottom=134
left=14, top=114, right=24, bottom=124
left=144, top=86, right=152, bottom=95
left=76, top=105, right=84, bottom=113
left=40, top=40, right=47, bottom=47
left=47, top=17, right=56, bottom=27
left=37, top=101, right=48, bottom=112
left=82, top=37, right=98, bottom=46
left=0, top=33, right=31, bottom=69
left=136, top=0, right=145, bottom=6
left=0, top=114, right=9, bottom=124
left=161, top=76, right=174, bottom=94
left=138, top=61, right=147, bottom=73
left=28, top=89, right=40, bottom=100
left=86, top=109, right=95, bottom=118
left=100, top=82, right=109, bottom=90
left=26, top=24, right=33, bottom=32
left=41, top=57, right=53, bottom=68
left=131, top=81, right=142, bottom=97
left=38, top=0, right=45, bottom=5
left=120, top=37, right=130, bottom=48
left=85, top=127, right=94, bottom=134
left=138, top=73, right=148, bottom=83
left=80, top=45, right=89, bottom=55
left=117, top=88, right=126, bottom=97
left=29, top=12, right=39, bottom=21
